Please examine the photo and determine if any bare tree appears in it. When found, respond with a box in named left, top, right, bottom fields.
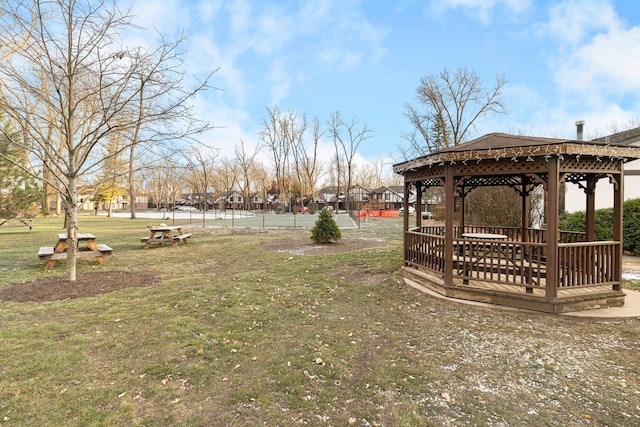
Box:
left=259, top=106, right=287, bottom=210
left=328, top=111, right=373, bottom=212
left=252, top=163, right=271, bottom=212
left=186, top=145, right=219, bottom=214
left=258, top=106, right=306, bottom=212
left=215, top=157, right=240, bottom=205
left=401, top=67, right=507, bottom=157
left=96, top=134, right=128, bottom=217
left=291, top=116, right=323, bottom=211
left=234, top=140, right=261, bottom=210
left=125, top=40, right=218, bottom=220
left=0, top=0, right=214, bottom=280
left=354, top=156, right=386, bottom=190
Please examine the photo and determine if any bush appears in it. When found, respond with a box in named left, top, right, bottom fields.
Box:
left=311, top=209, right=342, bottom=243
left=559, top=210, right=586, bottom=234
left=559, top=198, right=640, bottom=253
left=559, top=208, right=613, bottom=241
left=624, top=199, right=640, bottom=253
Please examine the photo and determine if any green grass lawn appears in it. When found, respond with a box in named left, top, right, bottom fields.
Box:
left=1, top=216, right=640, bottom=426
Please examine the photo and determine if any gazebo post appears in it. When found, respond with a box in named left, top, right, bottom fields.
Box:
left=521, top=176, right=529, bottom=244
left=586, top=177, right=597, bottom=242
left=403, top=182, right=410, bottom=240
left=613, top=167, right=624, bottom=290
left=416, top=182, right=422, bottom=229
left=444, top=164, right=455, bottom=286
left=460, top=187, right=466, bottom=231
left=546, top=158, right=560, bottom=300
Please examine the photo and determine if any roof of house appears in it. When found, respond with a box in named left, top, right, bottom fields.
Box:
left=594, top=127, right=640, bottom=146
left=370, top=186, right=405, bottom=196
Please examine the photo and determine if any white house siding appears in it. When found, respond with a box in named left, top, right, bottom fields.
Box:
left=565, top=158, right=640, bottom=212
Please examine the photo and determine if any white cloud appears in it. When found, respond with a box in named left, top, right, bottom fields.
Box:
left=267, top=59, right=291, bottom=106
left=540, top=0, right=640, bottom=110
left=557, top=27, right=640, bottom=97
left=317, top=46, right=364, bottom=71
left=124, top=0, right=189, bottom=38
left=429, top=0, right=531, bottom=25
left=539, top=0, right=620, bottom=45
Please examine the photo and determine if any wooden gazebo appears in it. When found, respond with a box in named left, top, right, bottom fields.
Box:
left=393, top=133, right=640, bottom=313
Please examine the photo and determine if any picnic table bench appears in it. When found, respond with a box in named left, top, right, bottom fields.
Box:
left=141, top=225, right=191, bottom=249
left=38, top=233, right=113, bottom=270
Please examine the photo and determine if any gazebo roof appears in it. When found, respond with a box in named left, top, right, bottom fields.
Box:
left=394, top=133, right=640, bottom=174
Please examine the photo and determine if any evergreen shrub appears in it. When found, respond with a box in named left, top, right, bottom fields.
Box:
left=311, top=208, right=342, bottom=243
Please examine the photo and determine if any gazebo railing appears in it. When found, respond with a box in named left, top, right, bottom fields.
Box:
left=406, top=228, right=617, bottom=293
left=452, top=238, right=547, bottom=291
left=417, top=225, right=586, bottom=243
left=558, top=241, right=620, bottom=288
left=405, top=230, right=445, bottom=273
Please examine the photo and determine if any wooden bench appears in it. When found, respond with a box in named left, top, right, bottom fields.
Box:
left=39, top=245, right=113, bottom=259
left=38, top=244, right=113, bottom=269
left=38, top=246, right=55, bottom=259
left=141, top=234, right=191, bottom=248
left=141, top=237, right=177, bottom=244
left=96, top=244, right=113, bottom=254
left=141, top=236, right=179, bottom=248
left=174, top=233, right=192, bottom=243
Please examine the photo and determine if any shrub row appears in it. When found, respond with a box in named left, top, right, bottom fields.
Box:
left=559, top=198, right=640, bottom=253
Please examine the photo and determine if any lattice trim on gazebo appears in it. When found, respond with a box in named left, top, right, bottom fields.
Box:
left=455, top=173, right=545, bottom=189
left=394, top=139, right=640, bottom=174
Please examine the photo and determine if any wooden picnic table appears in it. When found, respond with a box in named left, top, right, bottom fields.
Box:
left=0, top=218, right=33, bottom=231
left=38, top=233, right=113, bottom=270
left=141, top=225, right=191, bottom=249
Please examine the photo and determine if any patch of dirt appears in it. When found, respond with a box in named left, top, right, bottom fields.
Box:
left=0, top=271, right=159, bottom=303
left=260, top=237, right=386, bottom=256
left=330, top=265, right=395, bottom=286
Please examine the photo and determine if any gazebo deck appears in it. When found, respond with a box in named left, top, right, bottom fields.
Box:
left=403, top=265, right=623, bottom=313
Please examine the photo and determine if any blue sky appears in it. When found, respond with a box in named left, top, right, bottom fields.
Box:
left=122, top=0, right=640, bottom=171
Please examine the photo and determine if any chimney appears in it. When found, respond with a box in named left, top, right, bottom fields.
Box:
left=575, top=120, right=585, bottom=141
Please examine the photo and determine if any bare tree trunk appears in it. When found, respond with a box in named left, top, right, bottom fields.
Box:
left=56, top=193, right=62, bottom=217
left=128, top=79, right=145, bottom=219
left=128, top=152, right=137, bottom=219
left=65, top=176, right=79, bottom=281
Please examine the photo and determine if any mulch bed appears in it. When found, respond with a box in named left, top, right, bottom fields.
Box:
left=0, top=271, right=159, bottom=303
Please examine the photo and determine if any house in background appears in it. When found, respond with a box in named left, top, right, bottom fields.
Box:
left=346, top=184, right=370, bottom=210
left=565, top=124, right=640, bottom=212
left=368, top=186, right=406, bottom=210
left=214, top=190, right=244, bottom=210
left=317, top=186, right=344, bottom=210
left=247, top=192, right=266, bottom=211
left=73, top=186, right=147, bottom=213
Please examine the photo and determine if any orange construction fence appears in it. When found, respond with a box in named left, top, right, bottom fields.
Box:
left=359, top=209, right=399, bottom=218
